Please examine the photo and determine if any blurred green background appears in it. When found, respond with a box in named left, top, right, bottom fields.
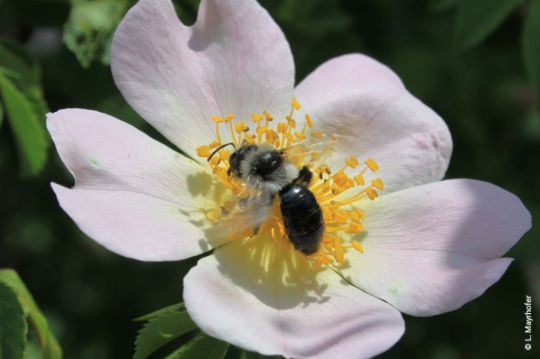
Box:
left=0, top=0, right=539, bottom=358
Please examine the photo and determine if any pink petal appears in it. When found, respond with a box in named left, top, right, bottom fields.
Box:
left=344, top=179, right=531, bottom=316
left=294, top=54, right=452, bottom=193
left=111, top=0, right=294, bottom=159
left=183, top=238, right=404, bottom=358
left=47, top=109, right=208, bottom=201
left=48, top=109, right=226, bottom=260
left=53, top=185, right=224, bottom=261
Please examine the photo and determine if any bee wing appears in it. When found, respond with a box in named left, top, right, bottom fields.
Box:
left=211, top=189, right=273, bottom=240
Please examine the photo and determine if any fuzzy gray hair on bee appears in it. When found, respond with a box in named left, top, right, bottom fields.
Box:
left=210, top=141, right=298, bottom=195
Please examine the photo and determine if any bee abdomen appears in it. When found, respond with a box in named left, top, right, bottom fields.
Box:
left=279, top=184, right=324, bottom=255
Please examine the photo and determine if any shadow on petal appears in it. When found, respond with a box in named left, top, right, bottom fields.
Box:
left=211, top=235, right=332, bottom=309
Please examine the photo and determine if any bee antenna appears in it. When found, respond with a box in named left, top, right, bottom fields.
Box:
left=207, top=142, right=236, bottom=162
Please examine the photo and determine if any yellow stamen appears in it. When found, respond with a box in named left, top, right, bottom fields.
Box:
left=229, top=119, right=238, bottom=145
left=352, top=241, right=365, bottom=253
left=264, top=111, right=273, bottom=121
left=372, top=178, right=384, bottom=190
left=350, top=208, right=365, bottom=221
left=196, top=145, right=211, bottom=157
left=235, top=119, right=248, bottom=133
left=291, top=96, right=301, bottom=110
left=347, top=221, right=364, bottom=233
left=305, top=114, right=313, bottom=127
left=252, top=112, right=264, bottom=123
left=195, top=96, right=383, bottom=268
left=345, top=156, right=360, bottom=168
left=286, top=116, right=296, bottom=128
left=366, top=188, right=378, bottom=200
left=214, top=123, right=222, bottom=144
left=365, top=158, right=379, bottom=172
left=353, top=173, right=365, bottom=185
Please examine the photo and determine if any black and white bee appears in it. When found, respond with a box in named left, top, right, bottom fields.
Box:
left=209, top=142, right=324, bottom=255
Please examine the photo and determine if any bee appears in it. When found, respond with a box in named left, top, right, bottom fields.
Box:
left=208, top=142, right=324, bottom=255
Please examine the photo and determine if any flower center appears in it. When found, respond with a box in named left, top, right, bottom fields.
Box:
left=196, top=98, right=383, bottom=268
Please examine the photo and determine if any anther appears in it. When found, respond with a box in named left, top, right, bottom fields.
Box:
left=365, top=158, right=379, bottom=172
left=291, top=96, right=301, bottom=110
left=352, top=241, right=365, bottom=253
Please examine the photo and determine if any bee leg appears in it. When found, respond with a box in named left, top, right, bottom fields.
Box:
left=293, top=166, right=313, bottom=186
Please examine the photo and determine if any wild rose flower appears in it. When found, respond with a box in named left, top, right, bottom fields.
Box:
left=48, top=0, right=531, bottom=358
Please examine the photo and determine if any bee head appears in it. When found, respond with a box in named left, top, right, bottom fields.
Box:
left=228, top=144, right=257, bottom=178
left=227, top=143, right=293, bottom=193
left=250, top=150, right=283, bottom=179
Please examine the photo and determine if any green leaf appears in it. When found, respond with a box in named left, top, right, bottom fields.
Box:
left=63, top=0, right=129, bottom=68
left=456, top=0, right=521, bottom=49
left=239, top=351, right=281, bottom=359
left=0, top=74, right=50, bottom=177
left=524, top=0, right=540, bottom=108
left=430, top=0, right=456, bottom=12
left=0, top=39, right=49, bottom=121
left=0, top=269, right=62, bottom=359
left=134, top=311, right=197, bottom=359
left=0, top=100, right=3, bottom=129
left=134, top=302, right=185, bottom=322
left=239, top=351, right=263, bottom=359
left=0, top=38, right=41, bottom=85
left=523, top=108, right=540, bottom=139
left=0, top=283, right=27, bottom=359
left=0, top=40, right=49, bottom=177
left=165, top=333, right=229, bottom=359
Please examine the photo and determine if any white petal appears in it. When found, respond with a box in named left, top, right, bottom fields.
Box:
left=53, top=185, right=224, bottom=261
left=48, top=109, right=226, bottom=260
left=111, top=0, right=295, bottom=158
left=294, top=54, right=452, bottom=193
left=47, top=109, right=213, bottom=202
left=184, top=237, right=404, bottom=358
left=343, top=179, right=531, bottom=316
